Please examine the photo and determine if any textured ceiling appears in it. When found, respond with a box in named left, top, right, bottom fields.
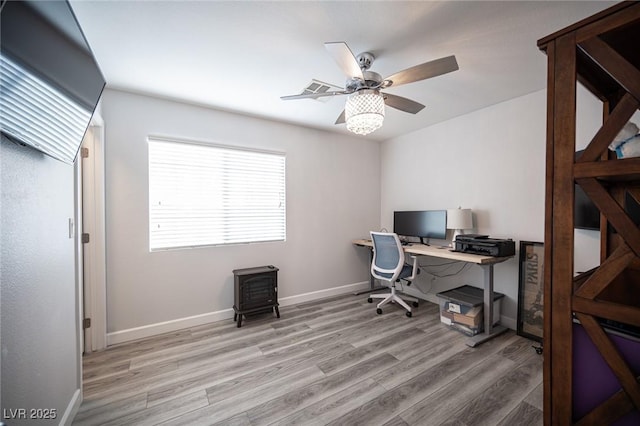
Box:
left=70, top=1, right=616, bottom=141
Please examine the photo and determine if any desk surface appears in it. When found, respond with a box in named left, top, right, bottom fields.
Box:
left=352, top=239, right=512, bottom=265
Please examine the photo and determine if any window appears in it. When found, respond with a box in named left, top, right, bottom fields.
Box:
left=148, top=137, right=285, bottom=250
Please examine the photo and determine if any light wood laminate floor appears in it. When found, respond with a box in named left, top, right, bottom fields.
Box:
left=75, top=293, right=543, bottom=426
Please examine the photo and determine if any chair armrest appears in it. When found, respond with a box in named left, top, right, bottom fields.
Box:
left=406, top=255, right=419, bottom=281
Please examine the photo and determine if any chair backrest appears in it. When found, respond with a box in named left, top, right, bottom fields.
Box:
left=370, top=232, right=405, bottom=282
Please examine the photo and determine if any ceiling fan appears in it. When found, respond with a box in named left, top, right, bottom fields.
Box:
left=281, top=42, right=459, bottom=135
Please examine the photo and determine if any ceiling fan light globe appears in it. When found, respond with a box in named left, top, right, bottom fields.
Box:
left=345, top=90, right=385, bottom=136
left=346, top=113, right=384, bottom=135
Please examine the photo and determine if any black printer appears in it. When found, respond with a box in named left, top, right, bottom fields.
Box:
left=454, top=234, right=516, bottom=257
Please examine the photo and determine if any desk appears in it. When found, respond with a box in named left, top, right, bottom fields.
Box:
left=353, top=239, right=513, bottom=347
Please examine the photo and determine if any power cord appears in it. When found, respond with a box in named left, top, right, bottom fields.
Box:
left=412, top=278, right=433, bottom=294
left=532, top=344, right=543, bottom=355
left=417, top=262, right=471, bottom=278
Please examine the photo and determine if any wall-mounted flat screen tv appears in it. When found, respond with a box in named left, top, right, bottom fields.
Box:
left=575, top=150, right=600, bottom=230
left=575, top=186, right=640, bottom=231
left=575, top=183, right=600, bottom=231
left=0, top=0, right=105, bottom=164
left=574, top=151, right=640, bottom=231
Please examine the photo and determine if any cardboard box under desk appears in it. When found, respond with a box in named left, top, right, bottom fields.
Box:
left=437, top=285, right=504, bottom=336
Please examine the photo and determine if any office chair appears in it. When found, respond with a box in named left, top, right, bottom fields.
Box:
left=368, top=232, right=420, bottom=317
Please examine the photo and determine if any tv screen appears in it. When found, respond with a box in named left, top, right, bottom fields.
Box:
left=625, top=191, right=640, bottom=228
left=574, top=149, right=640, bottom=231
left=0, top=0, right=105, bottom=164
left=575, top=183, right=600, bottom=230
left=574, top=150, right=600, bottom=231
left=393, top=210, right=447, bottom=240
left=575, top=187, right=640, bottom=231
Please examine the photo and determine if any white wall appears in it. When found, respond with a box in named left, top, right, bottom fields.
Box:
left=101, top=89, right=380, bottom=342
left=1, top=136, right=81, bottom=424
left=574, top=84, right=606, bottom=273
left=380, top=86, right=604, bottom=328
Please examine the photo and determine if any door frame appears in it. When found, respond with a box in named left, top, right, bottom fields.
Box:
left=81, top=116, right=107, bottom=352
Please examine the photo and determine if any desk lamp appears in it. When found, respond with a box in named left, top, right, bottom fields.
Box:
left=447, top=208, right=473, bottom=247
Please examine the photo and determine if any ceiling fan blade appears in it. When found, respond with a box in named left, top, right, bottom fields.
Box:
left=383, top=55, right=458, bottom=88
left=382, top=93, right=426, bottom=114
left=335, top=110, right=346, bottom=125
left=325, top=42, right=364, bottom=80
left=281, top=90, right=350, bottom=101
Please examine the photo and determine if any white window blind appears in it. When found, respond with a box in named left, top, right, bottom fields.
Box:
left=148, top=137, right=286, bottom=250
left=0, top=53, right=92, bottom=164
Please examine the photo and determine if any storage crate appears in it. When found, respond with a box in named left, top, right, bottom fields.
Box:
left=437, top=285, right=504, bottom=336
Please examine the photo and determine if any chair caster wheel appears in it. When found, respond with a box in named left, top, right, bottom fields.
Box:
left=412, top=301, right=419, bottom=307
left=367, top=298, right=373, bottom=303
left=406, top=311, right=412, bottom=318
left=376, top=308, right=383, bottom=315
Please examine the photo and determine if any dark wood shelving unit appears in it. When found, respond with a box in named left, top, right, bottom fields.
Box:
left=538, top=2, right=640, bottom=424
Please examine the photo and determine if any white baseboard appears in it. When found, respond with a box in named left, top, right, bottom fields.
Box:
left=278, top=281, right=370, bottom=306
left=107, top=281, right=371, bottom=346
left=107, top=308, right=236, bottom=346
left=59, top=388, right=81, bottom=426
left=499, top=315, right=517, bottom=331
left=106, top=280, right=516, bottom=346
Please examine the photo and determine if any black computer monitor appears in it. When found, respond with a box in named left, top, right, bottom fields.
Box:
left=393, top=210, right=447, bottom=241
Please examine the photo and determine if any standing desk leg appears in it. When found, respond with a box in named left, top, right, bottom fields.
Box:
left=353, top=247, right=386, bottom=295
left=466, top=264, right=508, bottom=347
